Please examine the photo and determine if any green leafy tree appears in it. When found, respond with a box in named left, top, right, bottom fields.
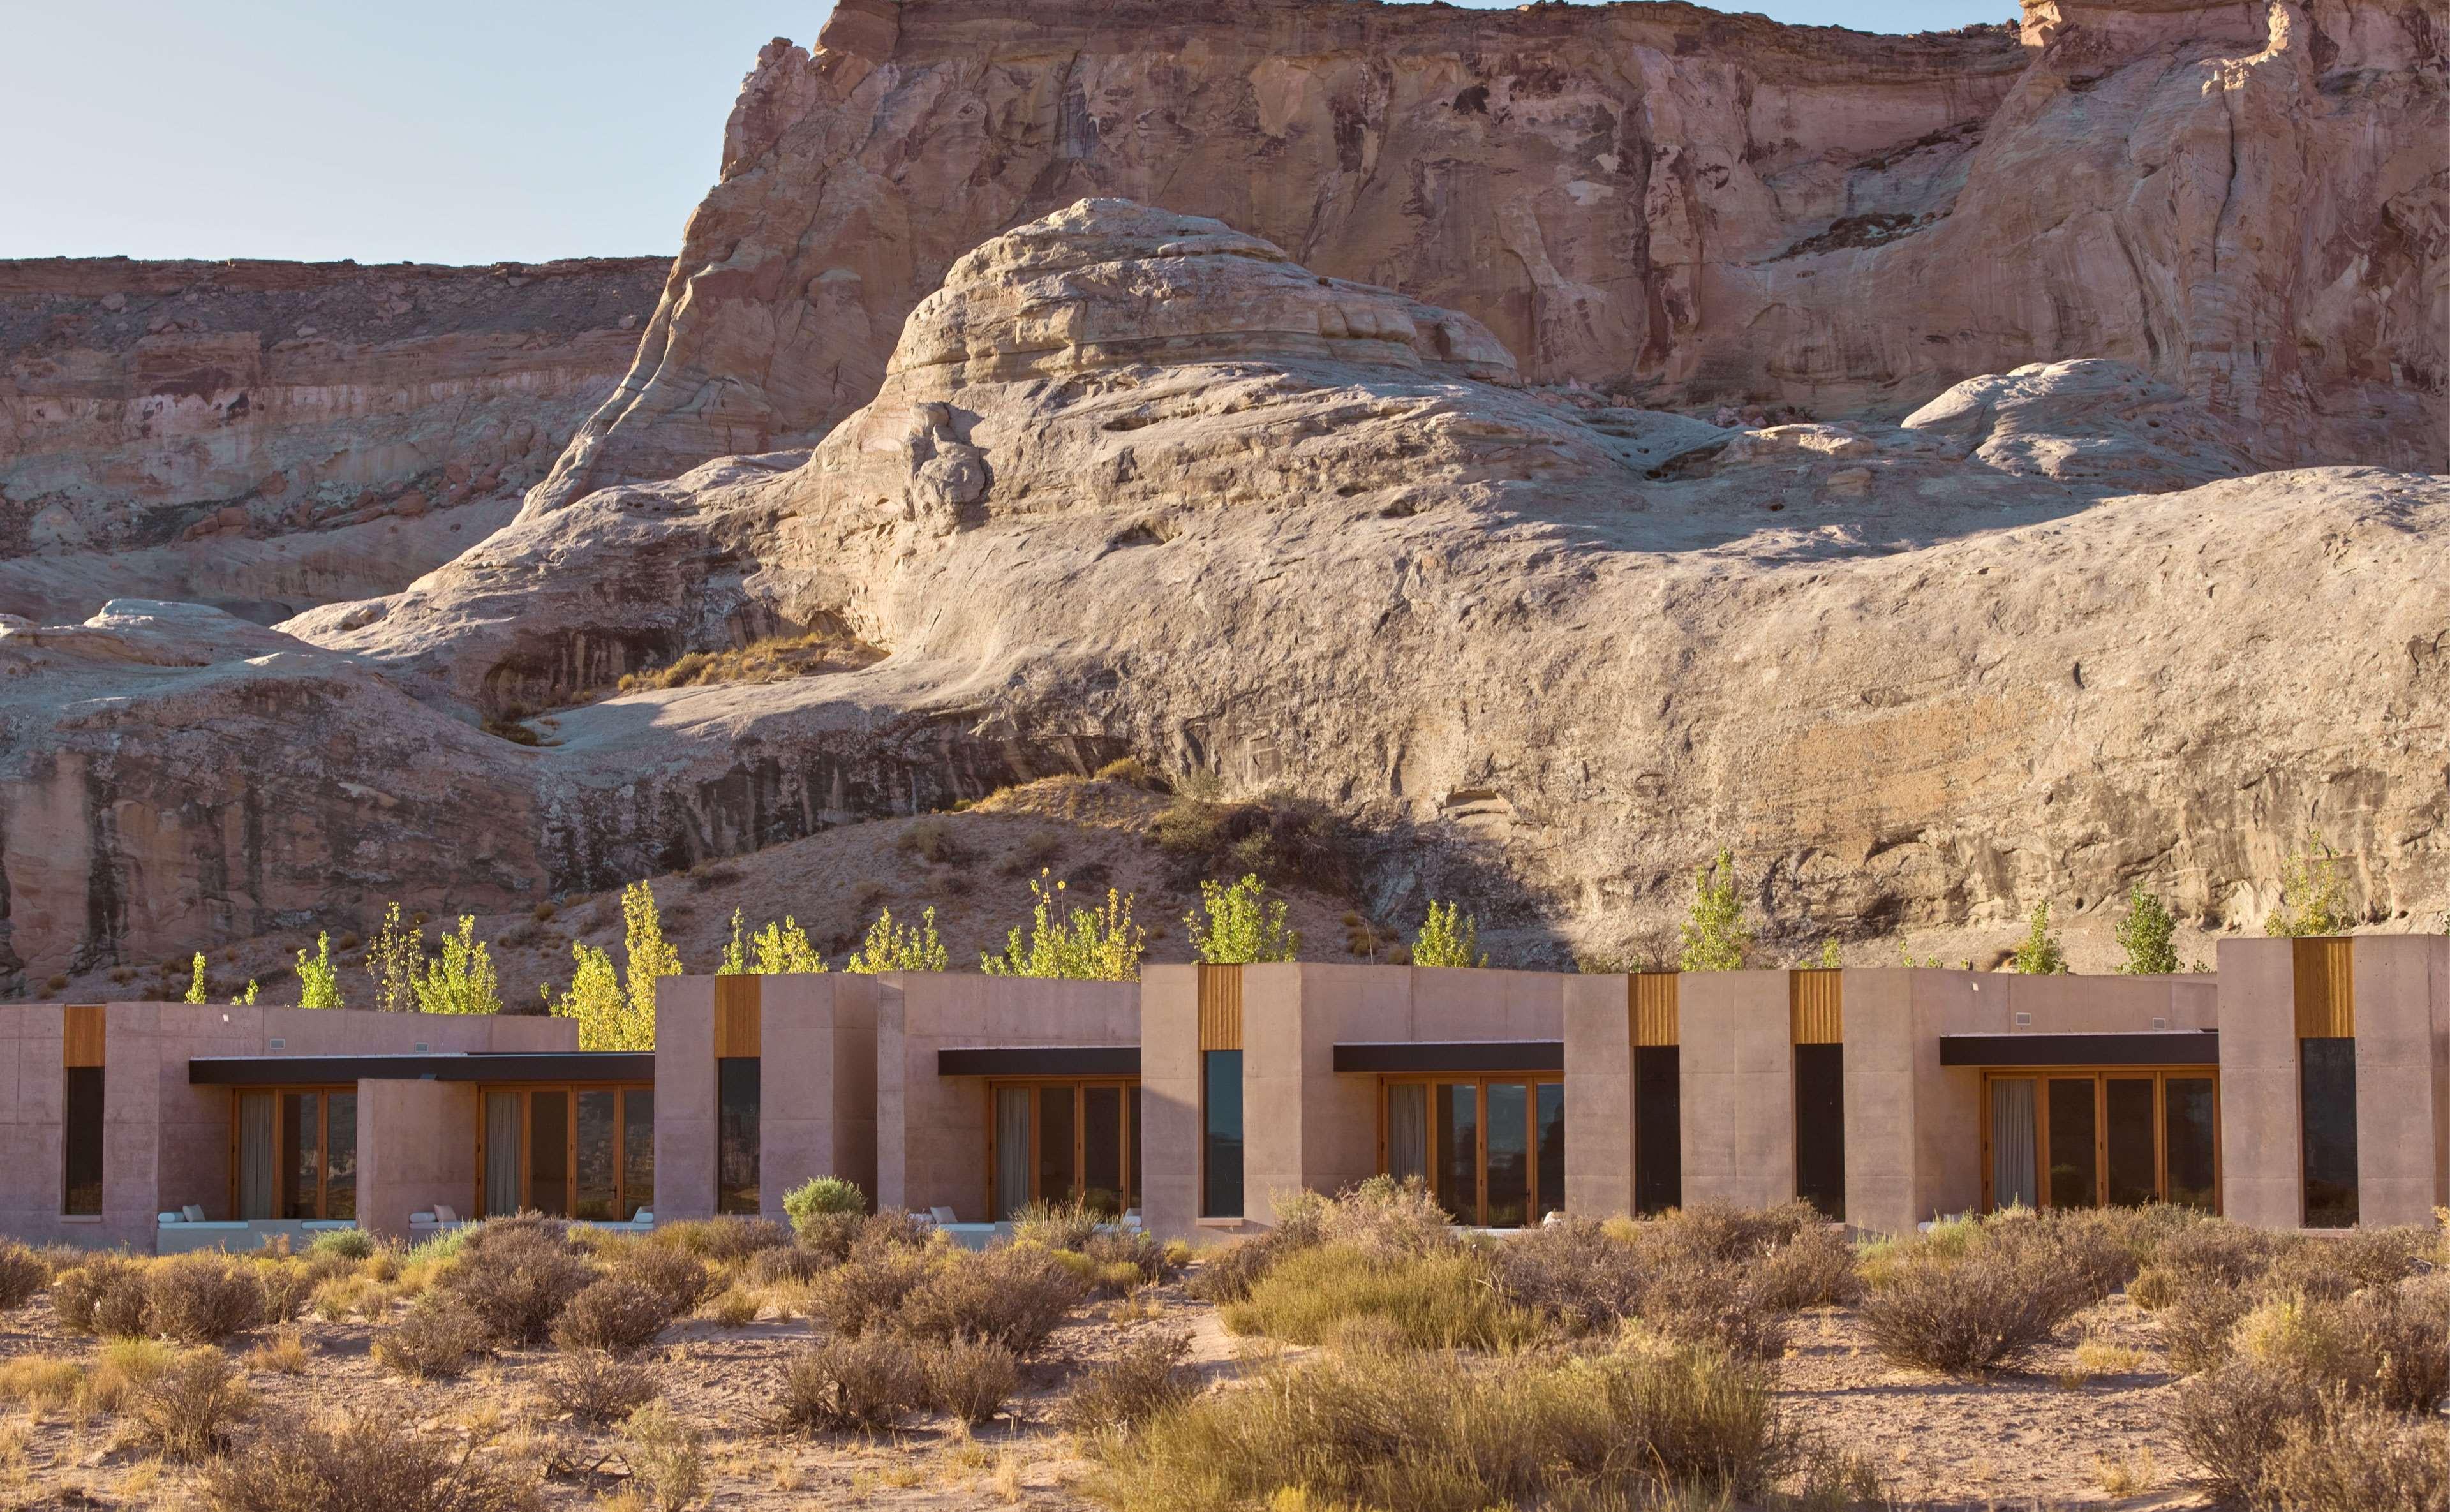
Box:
left=1897, top=945, right=1944, bottom=969
left=1797, top=937, right=1841, bottom=969
left=2010, top=901, right=2068, bottom=974
left=981, top=871, right=1145, bottom=981
left=184, top=953, right=208, bottom=1005
left=364, top=902, right=424, bottom=1012
left=621, top=880, right=683, bottom=1029
left=1185, top=875, right=1300, bottom=964
left=1411, top=900, right=1485, bottom=969
left=412, top=916, right=503, bottom=1014
left=1679, top=849, right=1751, bottom=972
left=230, top=980, right=258, bottom=1007
left=845, top=906, right=949, bottom=974
left=719, top=908, right=749, bottom=975
left=2114, top=884, right=2181, bottom=975
left=2266, top=839, right=2350, bottom=938
left=751, top=917, right=827, bottom=975
left=544, top=941, right=646, bottom=1050
left=295, top=932, right=344, bottom=1009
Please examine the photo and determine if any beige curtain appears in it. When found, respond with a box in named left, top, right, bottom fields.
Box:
left=1386, top=1083, right=1429, bottom=1184
left=994, top=1087, right=1031, bottom=1220
left=236, top=1092, right=275, bottom=1219
left=484, top=1091, right=523, bottom=1216
left=1991, top=1078, right=2038, bottom=1211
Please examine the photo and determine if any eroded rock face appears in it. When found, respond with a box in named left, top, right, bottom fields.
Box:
left=528, top=0, right=2447, bottom=517
left=0, top=256, right=667, bottom=623
left=260, top=203, right=2450, bottom=984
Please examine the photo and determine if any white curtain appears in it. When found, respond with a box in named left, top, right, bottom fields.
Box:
left=1991, top=1078, right=2038, bottom=1211
left=1386, top=1083, right=1428, bottom=1184
left=484, top=1091, right=523, bottom=1216
left=995, top=1088, right=1032, bottom=1220
left=236, top=1092, right=275, bottom=1219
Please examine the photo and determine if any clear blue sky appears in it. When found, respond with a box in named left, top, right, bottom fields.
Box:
left=0, top=0, right=2013, bottom=265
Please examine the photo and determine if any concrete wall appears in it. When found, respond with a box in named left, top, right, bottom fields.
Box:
left=0, top=1002, right=576, bottom=1249
left=2219, top=940, right=2306, bottom=1228
left=357, top=1079, right=479, bottom=1240
left=1139, top=967, right=1201, bottom=1237
left=1562, top=974, right=1634, bottom=1219
left=875, top=974, right=1139, bottom=1220
left=1679, top=972, right=1797, bottom=1211
left=2350, top=935, right=2450, bottom=1226
left=754, top=975, right=878, bottom=1225
left=652, top=978, right=718, bottom=1222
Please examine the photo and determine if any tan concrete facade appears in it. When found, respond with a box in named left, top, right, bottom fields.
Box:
left=876, top=974, right=1137, bottom=1220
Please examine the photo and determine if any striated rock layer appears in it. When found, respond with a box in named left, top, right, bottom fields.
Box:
left=1, top=255, right=667, bottom=622
left=531, top=0, right=2449, bottom=517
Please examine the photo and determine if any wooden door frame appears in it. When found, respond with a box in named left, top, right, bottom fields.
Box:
left=983, top=1078, right=1141, bottom=1219
left=1979, top=1067, right=2222, bottom=1215
left=475, top=1083, right=652, bottom=1220
left=1374, top=1073, right=1561, bottom=1227
left=227, top=1085, right=354, bottom=1220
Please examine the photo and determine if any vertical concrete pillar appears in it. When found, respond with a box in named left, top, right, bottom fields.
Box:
left=2352, top=935, right=2450, bottom=1226
left=1563, top=973, right=1633, bottom=1218
left=1679, top=971, right=1794, bottom=1209
left=1138, top=966, right=1201, bottom=1238
left=759, top=975, right=877, bottom=1222
left=1239, top=963, right=1309, bottom=1229
left=2218, top=939, right=2303, bottom=1228
left=1841, top=970, right=1984, bottom=1236
left=653, top=976, right=717, bottom=1222
left=356, top=1079, right=479, bottom=1240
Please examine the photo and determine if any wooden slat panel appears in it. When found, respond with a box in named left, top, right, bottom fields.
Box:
left=2292, top=937, right=2354, bottom=1039
left=1631, top=972, right=1680, bottom=1047
left=1790, top=970, right=1843, bottom=1045
left=713, top=975, right=762, bottom=1058
left=1196, top=965, right=1243, bottom=1051
left=62, top=1005, right=105, bottom=1067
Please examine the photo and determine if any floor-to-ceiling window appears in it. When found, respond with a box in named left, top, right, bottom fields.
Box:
left=1379, top=1074, right=1563, bottom=1228
left=232, top=1088, right=357, bottom=1220
left=1201, top=1051, right=1242, bottom=1219
left=1982, top=1069, right=2218, bottom=1213
left=988, top=1080, right=1141, bottom=1220
left=479, top=1083, right=653, bottom=1220
left=2299, top=1039, right=2357, bottom=1227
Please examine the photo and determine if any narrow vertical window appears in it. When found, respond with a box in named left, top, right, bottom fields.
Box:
left=717, top=1058, right=761, bottom=1215
left=1989, top=1077, right=2037, bottom=1211
left=1633, top=1045, right=1681, bottom=1216
left=2164, top=1077, right=2216, bottom=1211
left=621, top=1089, right=656, bottom=1219
left=2105, top=1078, right=2157, bottom=1207
left=281, top=1092, right=320, bottom=1220
left=324, top=1092, right=357, bottom=1221
left=1200, top=1050, right=1242, bottom=1219
left=2300, top=1038, right=2357, bottom=1227
left=1082, top=1085, right=1123, bottom=1215
left=1433, top=1081, right=1479, bottom=1224
left=1534, top=1082, right=1566, bottom=1223
left=1794, top=1043, right=1846, bottom=1221
left=1385, top=1083, right=1429, bottom=1185
left=62, top=1066, right=103, bottom=1217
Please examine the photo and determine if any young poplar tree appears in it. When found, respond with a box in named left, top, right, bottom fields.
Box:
left=2265, top=840, right=2349, bottom=938
left=1411, top=900, right=1485, bottom=968
left=2010, top=901, right=2068, bottom=974
left=2114, top=884, right=2181, bottom=975
left=544, top=941, right=643, bottom=1050
left=621, top=882, right=683, bottom=1025
left=750, top=917, right=827, bottom=975
left=981, top=871, right=1144, bottom=981
left=845, top=906, right=949, bottom=974
left=184, top=953, right=208, bottom=1005
left=1679, top=849, right=1751, bottom=972
left=412, top=917, right=503, bottom=1014
left=295, top=933, right=345, bottom=1009
left=364, top=902, right=425, bottom=1012
left=1185, top=874, right=1300, bottom=964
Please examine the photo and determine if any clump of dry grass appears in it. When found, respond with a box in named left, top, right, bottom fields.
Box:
left=535, top=1352, right=659, bottom=1428
left=197, top=1407, right=534, bottom=1511
left=374, top=1293, right=492, bottom=1380
left=619, top=1400, right=704, bottom=1511
left=122, top=1347, right=252, bottom=1461
left=615, top=626, right=877, bottom=696
left=771, top=1334, right=928, bottom=1434
left=551, top=1277, right=674, bottom=1358
left=1058, top=1330, right=1193, bottom=1435
left=1222, top=1243, right=1536, bottom=1352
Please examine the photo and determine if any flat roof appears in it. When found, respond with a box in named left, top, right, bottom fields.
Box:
left=935, top=1046, right=1141, bottom=1078
left=1332, top=1041, right=1566, bottom=1074
left=188, top=1052, right=655, bottom=1085
left=1937, top=1031, right=2218, bottom=1067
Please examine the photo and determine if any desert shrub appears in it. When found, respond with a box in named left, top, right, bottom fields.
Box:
left=620, top=1400, right=704, bottom=1512
left=1059, top=1330, right=1194, bottom=1434
left=1315, top=1175, right=1454, bottom=1258
left=373, top=1293, right=491, bottom=1379
left=535, top=1351, right=659, bottom=1427
left=923, top=1335, right=1021, bottom=1426
left=2026, top=1208, right=2141, bottom=1298
left=783, top=1176, right=866, bottom=1239
left=124, top=1347, right=252, bottom=1461
left=613, top=1245, right=711, bottom=1317
left=0, top=1354, right=85, bottom=1409
left=2172, top=1361, right=2328, bottom=1504
left=1150, top=791, right=1360, bottom=896
left=790, top=1210, right=866, bottom=1266
left=1187, top=1228, right=1304, bottom=1305
left=898, top=1245, right=1088, bottom=1355
left=255, top=1259, right=318, bottom=1323
left=2151, top=1218, right=2275, bottom=1289
left=2237, top=1278, right=2450, bottom=1414
left=147, top=1253, right=267, bottom=1344
left=1222, top=1244, right=1536, bottom=1351
left=1490, top=1218, right=1647, bottom=1335
left=771, top=1334, right=928, bottom=1434
left=1639, top=1199, right=1820, bottom=1266
left=1009, top=1198, right=1102, bottom=1252
left=80, top=1337, right=175, bottom=1412
left=655, top=1216, right=789, bottom=1264
left=54, top=1256, right=145, bottom=1336
left=2127, top=1263, right=2183, bottom=1312
left=551, top=1277, right=672, bottom=1357
left=2326, top=1225, right=2433, bottom=1287
left=1081, top=1229, right=1173, bottom=1287
left=2159, top=1277, right=2259, bottom=1374
left=0, top=1241, right=48, bottom=1310
left=1086, top=1337, right=1785, bottom=1512
left=2261, top=1239, right=2362, bottom=1303
left=1858, top=1223, right=2100, bottom=1374
left=307, top=1229, right=376, bottom=1262
left=1639, top=1257, right=1793, bottom=1363
left=750, top=1244, right=833, bottom=1287
left=860, top=1208, right=937, bottom=1251
left=2258, top=1401, right=2450, bottom=1512
left=197, top=1407, right=533, bottom=1512
left=1094, top=755, right=1163, bottom=789
left=805, top=1242, right=933, bottom=1338
left=1749, top=1222, right=1861, bottom=1310
left=443, top=1225, right=595, bottom=1345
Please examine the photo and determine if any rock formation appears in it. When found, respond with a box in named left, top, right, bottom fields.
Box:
left=530, top=0, right=2449, bottom=519
left=0, top=255, right=667, bottom=623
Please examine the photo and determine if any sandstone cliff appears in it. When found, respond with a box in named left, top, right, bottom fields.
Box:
left=0, top=256, right=667, bottom=623
left=529, top=0, right=2448, bottom=518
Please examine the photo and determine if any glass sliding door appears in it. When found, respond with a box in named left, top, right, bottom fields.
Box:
left=1381, top=1075, right=1563, bottom=1228
left=479, top=1085, right=653, bottom=1220
left=1983, top=1070, right=2218, bottom=1214
left=230, top=1087, right=357, bottom=1221
left=986, top=1081, right=1141, bottom=1220
left=1082, top=1086, right=1124, bottom=1215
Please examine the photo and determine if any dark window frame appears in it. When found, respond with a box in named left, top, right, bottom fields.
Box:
left=716, top=1058, right=761, bottom=1217
left=63, top=1065, right=105, bottom=1217
left=1200, top=1049, right=1243, bottom=1219
left=1793, top=1043, right=1846, bottom=1222
left=1978, top=1067, right=2223, bottom=1215
left=1633, top=1044, right=1682, bottom=1217
left=1373, top=1072, right=1564, bottom=1229
left=477, top=1081, right=654, bottom=1221
left=2299, top=1037, right=2357, bottom=1229
left=983, top=1078, right=1142, bottom=1220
